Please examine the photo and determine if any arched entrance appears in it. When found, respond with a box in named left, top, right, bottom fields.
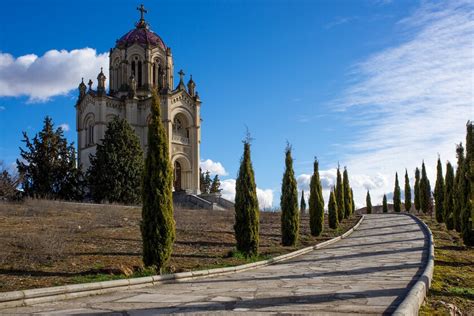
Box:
left=174, top=161, right=182, bottom=191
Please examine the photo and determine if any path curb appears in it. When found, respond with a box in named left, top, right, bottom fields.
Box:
left=392, top=213, right=434, bottom=316
left=0, top=215, right=364, bottom=309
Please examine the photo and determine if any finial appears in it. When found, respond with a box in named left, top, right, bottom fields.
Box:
left=137, top=4, right=147, bottom=21
left=88, top=79, right=93, bottom=91
left=178, top=69, right=185, bottom=82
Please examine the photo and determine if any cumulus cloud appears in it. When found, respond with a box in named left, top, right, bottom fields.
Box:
left=220, top=178, right=274, bottom=210
left=0, top=48, right=108, bottom=102
left=59, top=123, right=70, bottom=132
left=200, top=159, right=228, bottom=176
left=333, top=0, right=473, bottom=206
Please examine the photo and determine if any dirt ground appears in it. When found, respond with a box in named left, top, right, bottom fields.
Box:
left=0, top=199, right=359, bottom=292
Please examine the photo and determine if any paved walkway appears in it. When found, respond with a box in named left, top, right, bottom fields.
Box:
left=3, top=214, right=428, bottom=315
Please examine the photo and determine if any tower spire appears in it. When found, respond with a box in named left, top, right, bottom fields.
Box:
left=136, top=4, right=149, bottom=29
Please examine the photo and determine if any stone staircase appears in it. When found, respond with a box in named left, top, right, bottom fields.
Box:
left=173, top=192, right=234, bottom=211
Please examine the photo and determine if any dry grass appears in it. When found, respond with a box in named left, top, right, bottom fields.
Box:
left=0, top=199, right=359, bottom=292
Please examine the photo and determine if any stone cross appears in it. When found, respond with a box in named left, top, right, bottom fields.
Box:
left=178, top=69, right=185, bottom=82
left=137, top=4, right=147, bottom=21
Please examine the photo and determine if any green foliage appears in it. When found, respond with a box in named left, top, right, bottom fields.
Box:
left=415, top=167, right=421, bottom=211
left=335, top=166, right=345, bottom=222
left=454, top=144, right=468, bottom=232
left=444, top=162, right=455, bottom=230
left=420, top=162, right=432, bottom=213
left=404, top=169, right=412, bottom=212
left=393, top=172, right=401, bottom=213
left=383, top=194, right=388, bottom=213
left=351, top=188, right=355, bottom=214
left=17, top=116, right=84, bottom=200
left=280, top=144, right=299, bottom=246
left=300, top=190, right=306, bottom=213
left=234, top=139, right=259, bottom=257
left=87, top=117, right=144, bottom=204
left=141, top=90, right=175, bottom=270
left=343, top=167, right=352, bottom=218
left=309, top=158, right=324, bottom=236
left=434, top=157, right=445, bottom=223
left=366, top=190, right=372, bottom=214
left=328, top=189, right=338, bottom=229
left=200, top=170, right=212, bottom=194
left=462, top=121, right=474, bottom=245
left=210, top=175, right=221, bottom=193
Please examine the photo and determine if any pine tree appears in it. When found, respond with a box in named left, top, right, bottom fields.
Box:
left=419, top=162, right=432, bottom=213
left=404, top=169, right=412, bottom=212
left=444, top=162, right=455, bottom=230
left=434, top=157, right=445, bottom=223
left=461, top=121, right=474, bottom=245
left=454, top=144, right=468, bottom=232
left=200, top=171, right=211, bottom=194
left=88, top=117, right=144, bottom=204
left=366, top=190, right=372, bottom=214
left=234, top=137, right=259, bottom=257
left=17, top=116, right=84, bottom=200
left=328, top=189, right=338, bottom=229
left=414, top=167, right=421, bottom=212
left=280, top=144, right=299, bottom=246
left=210, top=175, right=221, bottom=193
left=393, top=172, right=401, bottom=213
left=343, top=167, right=353, bottom=218
left=141, top=90, right=175, bottom=270
left=335, top=166, right=345, bottom=222
left=383, top=194, right=388, bottom=213
left=300, top=190, right=307, bottom=213
left=309, top=158, right=324, bottom=236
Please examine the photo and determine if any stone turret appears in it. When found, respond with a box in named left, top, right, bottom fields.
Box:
left=187, top=75, right=196, bottom=97
left=97, top=68, right=106, bottom=96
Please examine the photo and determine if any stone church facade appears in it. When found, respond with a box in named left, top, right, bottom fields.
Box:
left=75, top=5, right=201, bottom=194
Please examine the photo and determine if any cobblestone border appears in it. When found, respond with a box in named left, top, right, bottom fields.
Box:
left=0, top=215, right=364, bottom=309
left=392, top=213, right=434, bottom=316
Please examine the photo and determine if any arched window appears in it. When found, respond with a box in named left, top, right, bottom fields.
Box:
left=138, top=61, right=142, bottom=87
left=131, top=60, right=136, bottom=77
left=152, top=63, right=156, bottom=87
left=84, top=115, right=95, bottom=146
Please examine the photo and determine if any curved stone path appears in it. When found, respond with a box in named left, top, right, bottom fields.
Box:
left=3, top=214, right=429, bottom=315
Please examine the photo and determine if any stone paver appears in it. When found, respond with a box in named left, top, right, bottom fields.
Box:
left=3, top=214, right=428, bottom=315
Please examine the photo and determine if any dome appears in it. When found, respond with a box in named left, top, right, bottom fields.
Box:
left=116, top=22, right=166, bottom=50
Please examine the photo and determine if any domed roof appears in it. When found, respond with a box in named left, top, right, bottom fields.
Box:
left=116, top=23, right=166, bottom=50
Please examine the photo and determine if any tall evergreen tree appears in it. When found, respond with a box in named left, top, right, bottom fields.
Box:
left=461, top=121, right=474, bottom=245
left=335, top=166, right=345, bottom=222
left=434, top=157, right=445, bottom=223
left=234, top=137, right=259, bottom=257
left=88, top=117, right=144, bottom=204
left=200, top=171, right=212, bottom=194
left=351, top=188, right=356, bottom=214
left=454, top=144, right=468, bottom=232
left=393, top=172, right=401, bottom=213
left=309, top=158, right=324, bottom=236
left=343, top=167, right=353, bottom=218
left=17, top=116, right=83, bottom=200
left=444, top=162, right=455, bottom=230
left=210, top=175, right=222, bottom=193
left=141, top=90, right=175, bottom=270
left=383, top=194, right=388, bottom=213
left=366, top=190, right=372, bottom=214
left=414, top=167, right=421, bottom=212
left=419, top=162, right=432, bottom=213
left=281, top=144, right=299, bottom=246
left=300, top=190, right=307, bottom=213
left=328, top=189, right=338, bottom=229
left=404, top=169, right=412, bottom=212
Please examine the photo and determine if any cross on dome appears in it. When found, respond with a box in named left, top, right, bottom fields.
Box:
left=137, top=4, right=147, bottom=21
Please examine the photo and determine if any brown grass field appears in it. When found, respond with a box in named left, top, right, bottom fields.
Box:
left=0, top=199, right=359, bottom=293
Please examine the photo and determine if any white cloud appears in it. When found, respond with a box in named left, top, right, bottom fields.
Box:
left=220, top=178, right=274, bottom=210
left=333, top=0, right=474, bottom=207
left=0, top=48, right=108, bottom=102
left=59, top=123, right=70, bottom=132
left=200, top=159, right=228, bottom=176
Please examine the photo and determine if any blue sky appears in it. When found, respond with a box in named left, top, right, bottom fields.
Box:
left=0, top=0, right=472, bottom=208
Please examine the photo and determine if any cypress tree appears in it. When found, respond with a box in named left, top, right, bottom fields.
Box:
left=300, top=190, right=307, bottom=213
left=461, top=121, right=474, bottom=245
left=414, top=167, right=421, bottom=212
left=454, top=144, right=468, bottom=232
left=393, top=172, right=401, bottom=213
left=420, top=162, right=432, bottom=213
left=141, top=90, right=175, bottom=270
left=404, top=169, right=412, bottom=212
left=280, top=144, right=299, bottom=246
left=309, top=158, right=324, bottom=236
left=434, top=157, right=445, bottom=223
left=444, top=162, right=455, bottom=230
left=234, top=137, right=259, bottom=257
left=343, top=167, right=353, bottom=218
left=88, top=117, right=144, bottom=204
left=335, top=166, right=345, bottom=222
left=383, top=194, right=388, bottom=213
left=351, top=188, right=355, bottom=214
left=328, top=189, right=338, bottom=229
left=366, top=190, right=372, bottom=214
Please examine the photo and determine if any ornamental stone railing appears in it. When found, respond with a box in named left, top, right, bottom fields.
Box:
left=172, top=135, right=189, bottom=145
